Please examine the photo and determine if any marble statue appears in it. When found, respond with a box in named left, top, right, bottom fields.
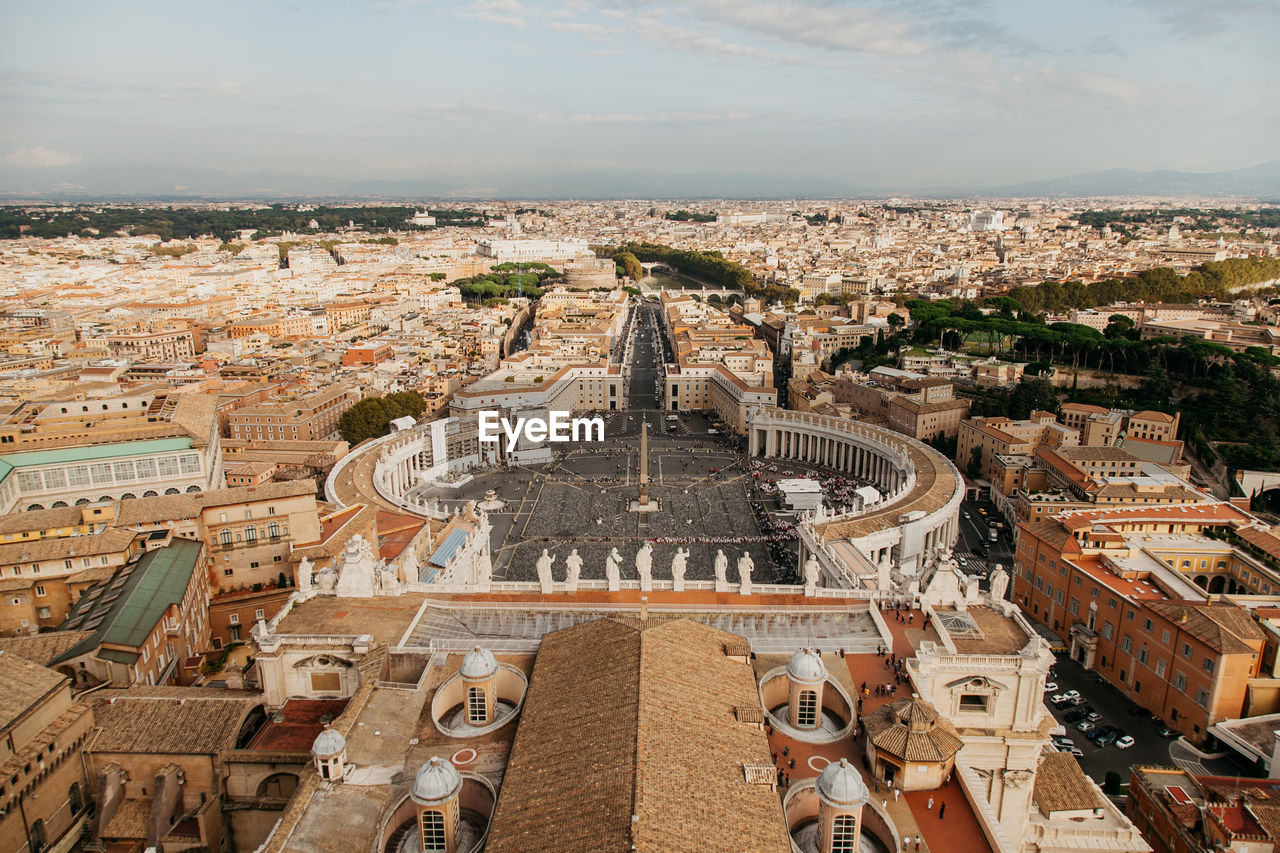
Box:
left=803, top=554, right=820, bottom=595
left=297, top=557, right=313, bottom=593
left=989, top=564, right=1009, bottom=601
left=737, top=551, right=754, bottom=596
left=670, top=547, right=688, bottom=592
left=335, top=534, right=380, bottom=598
left=636, top=541, right=653, bottom=591
left=714, top=549, right=729, bottom=592
left=379, top=567, right=401, bottom=596
left=316, top=567, right=337, bottom=593
left=536, top=548, right=557, bottom=593
left=564, top=548, right=583, bottom=588
left=606, top=547, right=623, bottom=591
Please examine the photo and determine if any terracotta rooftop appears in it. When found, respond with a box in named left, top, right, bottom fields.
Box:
left=1033, top=752, right=1102, bottom=814
left=485, top=617, right=791, bottom=853
left=1145, top=601, right=1264, bottom=655
left=90, top=688, right=261, bottom=754
left=0, top=651, right=66, bottom=732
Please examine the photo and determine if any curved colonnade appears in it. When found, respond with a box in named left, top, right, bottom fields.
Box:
left=327, top=406, right=963, bottom=591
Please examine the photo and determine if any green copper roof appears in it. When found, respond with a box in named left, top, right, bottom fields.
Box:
left=55, top=539, right=203, bottom=663
left=0, top=437, right=194, bottom=469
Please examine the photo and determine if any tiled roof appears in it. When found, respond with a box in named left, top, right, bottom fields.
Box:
left=0, top=526, right=137, bottom=565
left=193, top=479, right=316, bottom=509
left=485, top=618, right=791, bottom=853
left=0, top=630, right=95, bottom=666
left=1145, top=601, right=1264, bottom=656
left=863, top=696, right=963, bottom=763
left=0, top=652, right=66, bottom=732
left=1033, top=752, right=1102, bottom=814
left=90, top=689, right=260, bottom=754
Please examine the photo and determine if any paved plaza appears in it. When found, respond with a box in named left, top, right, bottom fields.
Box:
left=417, top=436, right=801, bottom=583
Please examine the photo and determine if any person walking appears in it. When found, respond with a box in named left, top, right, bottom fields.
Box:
left=939, top=801, right=947, bottom=819
left=927, top=796, right=934, bottom=811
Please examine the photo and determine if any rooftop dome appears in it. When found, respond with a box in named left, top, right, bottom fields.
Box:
left=411, top=757, right=462, bottom=806
left=310, top=726, right=346, bottom=758
left=785, top=648, right=827, bottom=684
left=460, top=646, right=498, bottom=680
left=817, top=758, right=869, bottom=808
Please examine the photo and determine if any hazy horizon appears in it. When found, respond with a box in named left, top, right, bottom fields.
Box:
left=2, top=0, right=1278, bottom=197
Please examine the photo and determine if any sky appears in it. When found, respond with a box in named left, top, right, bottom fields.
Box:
left=1, top=0, right=1278, bottom=194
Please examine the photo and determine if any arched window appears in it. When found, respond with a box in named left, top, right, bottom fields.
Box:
left=142, top=490, right=158, bottom=498
left=69, top=781, right=83, bottom=813
left=268, top=522, right=280, bottom=540
left=30, top=818, right=46, bottom=852
left=220, top=529, right=232, bottom=546
left=467, top=686, right=487, bottom=724
left=257, top=773, right=299, bottom=798
left=420, top=810, right=446, bottom=852
left=830, top=814, right=858, bottom=852
left=245, top=526, right=258, bottom=544
left=797, top=689, right=818, bottom=728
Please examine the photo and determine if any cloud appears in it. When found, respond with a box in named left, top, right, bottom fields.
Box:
left=458, top=0, right=528, bottom=28
left=1126, top=0, right=1278, bottom=37
left=3, top=146, right=81, bottom=167
left=561, top=111, right=750, bottom=124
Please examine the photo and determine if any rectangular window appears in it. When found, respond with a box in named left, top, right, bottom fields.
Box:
left=254, top=608, right=265, bottom=619
left=229, top=613, right=240, bottom=624
left=179, top=454, right=201, bottom=474
left=157, top=457, right=179, bottom=477
left=34, top=584, right=45, bottom=597
left=1163, top=630, right=1171, bottom=644
left=112, top=460, right=135, bottom=481
left=1203, top=657, right=1215, bottom=673
left=959, top=694, right=989, bottom=712
left=797, top=689, right=818, bottom=727
left=1143, top=618, right=1153, bottom=632
left=1121, top=636, right=1133, bottom=653
left=420, top=811, right=446, bottom=853
left=1182, top=643, right=1193, bottom=659
left=467, top=686, right=487, bottom=724
left=1195, top=688, right=1209, bottom=707
left=1102, top=622, right=1114, bottom=640
left=17, top=471, right=43, bottom=491
left=90, top=462, right=113, bottom=484
left=67, top=466, right=90, bottom=486
left=1137, top=648, right=1148, bottom=664
left=1156, top=659, right=1166, bottom=677
left=1174, top=672, right=1187, bottom=691
left=134, top=458, right=157, bottom=480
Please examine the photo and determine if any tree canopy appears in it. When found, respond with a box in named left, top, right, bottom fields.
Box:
left=337, top=392, right=426, bottom=446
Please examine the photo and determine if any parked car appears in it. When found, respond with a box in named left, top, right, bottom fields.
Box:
left=1069, top=696, right=1087, bottom=706
left=1077, top=721, right=1096, bottom=734
left=1158, top=727, right=1179, bottom=738
left=1063, top=709, right=1086, bottom=724
left=1088, top=725, right=1116, bottom=742
left=1062, top=690, right=1081, bottom=701
left=1084, top=711, right=1102, bottom=723
left=1052, top=691, right=1080, bottom=704
left=1115, top=736, right=1135, bottom=750
left=1044, top=682, right=1058, bottom=693
left=1060, top=746, right=1085, bottom=758
left=1052, top=736, right=1075, bottom=749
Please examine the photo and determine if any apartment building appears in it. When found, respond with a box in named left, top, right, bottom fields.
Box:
left=1014, top=505, right=1269, bottom=742
left=1058, top=403, right=1180, bottom=446
left=829, top=365, right=971, bottom=441
left=956, top=412, right=1079, bottom=486
left=226, top=384, right=360, bottom=442
left=104, top=324, right=198, bottom=362
left=53, top=538, right=211, bottom=688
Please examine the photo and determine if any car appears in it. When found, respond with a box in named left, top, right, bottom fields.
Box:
left=1052, top=736, right=1075, bottom=748
left=1115, top=736, right=1135, bottom=749
left=1158, top=727, right=1179, bottom=738
left=957, top=557, right=968, bottom=567
left=1087, top=724, right=1115, bottom=742
left=1059, top=746, right=1085, bottom=758
left=1044, top=682, right=1058, bottom=693
left=1084, top=711, right=1102, bottom=723
left=1076, top=721, right=1096, bottom=734
left=1063, top=709, right=1085, bottom=724
left=962, top=512, right=971, bottom=519
left=1069, top=696, right=1087, bottom=706
left=1061, top=690, right=1081, bottom=701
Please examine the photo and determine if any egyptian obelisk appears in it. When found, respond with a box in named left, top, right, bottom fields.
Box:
left=630, top=417, right=657, bottom=512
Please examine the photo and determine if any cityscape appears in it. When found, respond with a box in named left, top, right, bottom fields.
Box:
left=3, top=3, right=1280, bottom=853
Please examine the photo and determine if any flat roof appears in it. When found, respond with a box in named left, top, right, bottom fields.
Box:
left=0, top=437, right=194, bottom=469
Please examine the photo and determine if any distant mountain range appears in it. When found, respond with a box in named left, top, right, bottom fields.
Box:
left=1, top=160, right=1278, bottom=201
